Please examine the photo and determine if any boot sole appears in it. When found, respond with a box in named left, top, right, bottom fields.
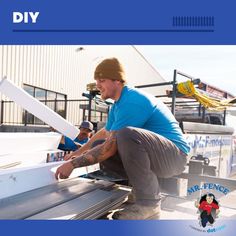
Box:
left=146, top=212, right=161, bottom=220
left=112, top=212, right=161, bottom=220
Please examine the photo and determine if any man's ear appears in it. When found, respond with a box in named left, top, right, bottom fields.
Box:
left=115, top=80, right=122, bottom=85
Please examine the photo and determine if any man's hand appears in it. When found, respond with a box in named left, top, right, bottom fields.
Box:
left=55, top=161, right=74, bottom=180
left=56, top=131, right=117, bottom=180
left=63, top=150, right=88, bottom=161
left=63, top=153, right=75, bottom=161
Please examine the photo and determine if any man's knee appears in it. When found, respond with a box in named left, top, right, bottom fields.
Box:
left=116, top=127, right=144, bottom=161
left=117, top=127, right=135, bottom=144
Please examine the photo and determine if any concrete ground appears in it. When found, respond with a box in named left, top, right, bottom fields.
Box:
left=102, top=186, right=236, bottom=220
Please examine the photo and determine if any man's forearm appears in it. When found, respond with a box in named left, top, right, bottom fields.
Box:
left=73, top=128, right=108, bottom=156
left=70, top=131, right=117, bottom=168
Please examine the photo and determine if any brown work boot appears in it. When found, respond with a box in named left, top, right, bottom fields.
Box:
left=126, top=190, right=136, bottom=204
left=112, top=203, right=161, bottom=220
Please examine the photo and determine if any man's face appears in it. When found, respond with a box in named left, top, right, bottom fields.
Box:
left=206, top=195, right=214, bottom=204
left=78, top=128, right=91, bottom=140
left=95, top=78, right=118, bottom=100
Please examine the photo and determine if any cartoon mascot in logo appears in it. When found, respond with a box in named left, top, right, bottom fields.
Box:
left=195, top=193, right=220, bottom=228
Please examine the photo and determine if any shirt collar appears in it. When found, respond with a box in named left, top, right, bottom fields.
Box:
left=115, top=85, right=128, bottom=105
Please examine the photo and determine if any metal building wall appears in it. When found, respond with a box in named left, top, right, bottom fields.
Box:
left=0, top=46, right=87, bottom=125
left=0, top=46, right=86, bottom=99
left=0, top=45, right=168, bottom=126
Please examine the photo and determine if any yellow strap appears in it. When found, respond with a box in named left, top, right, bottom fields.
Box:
left=177, top=81, right=233, bottom=111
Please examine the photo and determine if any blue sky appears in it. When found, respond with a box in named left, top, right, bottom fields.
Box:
left=136, top=46, right=236, bottom=96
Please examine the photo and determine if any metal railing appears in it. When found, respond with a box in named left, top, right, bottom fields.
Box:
left=0, top=98, right=109, bottom=127
left=136, top=69, right=236, bottom=125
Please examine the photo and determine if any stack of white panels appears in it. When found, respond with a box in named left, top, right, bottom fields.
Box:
left=0, top=132, right=62, bottom=168
left=0, top=132, right=61, bottom=156
left=0, top=132, right=100, bottom=199
left=0, top=162, right=99, bottom=200
left=0, top=78, right=100, bottom=201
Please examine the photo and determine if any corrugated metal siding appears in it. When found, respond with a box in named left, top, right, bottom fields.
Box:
left=0, top=45, right=168, bottom=125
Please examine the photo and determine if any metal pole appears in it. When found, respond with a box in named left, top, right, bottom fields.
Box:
left=88, top=92, right=92, bottom=121
left=82, top=109, right=85, bottom=121
left=198, top=103, right=201, bottom=116
left=64, top=96, right=68, bottom=119
left=24, top=110, right=28, bottom=126
left=176, top=70, right=197, bottom=80
left=135, top=81, right=173, bottom=89
left=1, top=100, right=4, bottom=124
left=202, top=106, right=206, bottom=123
left=223, top=109, right=227, bottom=125
left=100, top=112, right=103, bottom=122
left=54, top=98, right=57, bottom=112
left=171, top=70, right=177, bottom=115
left=201, top=83, right=207, bottom=122
left=223, top=93, right=227, bottom=125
